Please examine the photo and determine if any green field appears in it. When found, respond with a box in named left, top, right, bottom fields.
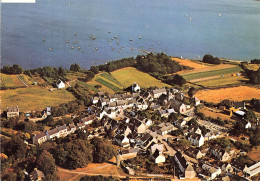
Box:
left=0, top=73, right=34, bottom=88
left=0, top=87, right=75, bottom=112
left=100, top=72, right=123, bottom=86
left=183, top=66, right=242, bottom=81
left=196, top=75, right=248, bottom=87
left=111, top=67, right=169, bottom=88
left=95, top=78, right=121, bottom=92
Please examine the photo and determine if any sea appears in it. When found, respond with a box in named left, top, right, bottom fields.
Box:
left=1, top=0, right=260, bottom=69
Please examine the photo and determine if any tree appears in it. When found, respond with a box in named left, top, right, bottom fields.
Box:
left=70, top=63, right=80, bottom=72
left=58, top=67, right=66, bottom=76
left=188, top=87, right=196, bottom=98
left=171, top=74, right=186, bottom=86
left=202, top=54, right=221, bottom=64
left=89, top=66, right=99, bottom=74
left=36, top=150, right=56, bottom=180
left=220, top=99, right=234, bottom=108
left=245, top=110, right=257, bottom=121
left=91, top=137, right=117, bottom=163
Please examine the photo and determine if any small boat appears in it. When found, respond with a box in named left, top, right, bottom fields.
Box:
left=116, top=40, right=120, bottom=45
left=139, top=35, right=142, bottom=39
left=77, top=46, right=81, bottom=49
left=88, top=44, right=91, bottom=47
left=71, top=46, right=74, bottom=49
left=129, top=38, right=133, bottom=41
left=108, top=31, right=111, bottom=34
left=90, top=35, right=96, bottom=40
left=189, top=17, right=192, bottom=21
left=185, top=14, right=188, bottom=17
left=95, top=47, right=98, bottom=50
left=42, top=38, right=46, bottom=42
left=73, top=41, right=78, bottom=44
left=218, top=13, right=222, bottom=17
left=66, top=40, right=69, bottom=43
left=48, top=48, right=53, bottom=51
left=114, top=36, right=119, bottom=39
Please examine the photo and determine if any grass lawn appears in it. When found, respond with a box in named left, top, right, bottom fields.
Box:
left=183, top=66, right=242, bottom=81
left=1, top=87, right=75, bottom=112
left=111, top=67, right=169, bottom=88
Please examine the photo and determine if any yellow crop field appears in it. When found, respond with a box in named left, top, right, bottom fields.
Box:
left=171, top=57, right=208, bottom=69
left=195, top=86, right=260, bottom=103
left=111, top=67, right=169, bottom=88
left=0, top=87, right=75, bottom=112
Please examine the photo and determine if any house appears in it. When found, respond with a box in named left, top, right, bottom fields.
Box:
left=6, top=106, right=19, bottom=118
left=116, top=124, right=132, bottom=137
left=97, top=98, right=109, bottom=108
left=77, top=122, right=86, bottom=130
left=221, top=163, right=233, bottom=173
left=92, top=96, right=99, bottom=104
left=157, top=122, right=177, bottom=135
left=174, top=119, right=187, bottom=129
left=57, top=125, right=68, bottom=137
left=132, top=83, right=140, bottom=93
left=29, top=168, right=45, bottom=181
left=194, top=97, right=200, bottom=106
left=152, top=88, right=167, bottom=99
left=175, top=93, right=185, bottom=101
left=114, top=134, right=130, bottom=147
left=174, top=151, right=188, bottom=174
left=46, top=128, right=60, bottom=140
left=204, top=131, right=220, bottom=141
left=234, top=101, right=246, bottom=110
left=152, top=149, right=165, bottom=165
left=56, top=79, right=65, bottom=89
left=158, top=109, right=175, bottom=118
left=189, top=126, right=202, bottom=135
left=241, top=119, right=252, bottom=129
left=186, top=147, right=205, bottom=159
left=185, top=164, right=196, bottom=179
left=151, top=144, right=164, bottom=155
left=138, top=133, right=158, bottom=149
left=140, top=91, right=153, bottom=102
left=158, top=94, right=169, bottom=106
left=170, top=100, right=187, bottom=114
left=129, top=118, right=146, bottom=134
left=202, top=164, right=221, bottom=180
left=67, top=123, right=77, bottom=134
left=211, top=147, right=231, bottom=162
left=32, top=132, right=47, bottom=145
left=46, top=107, right=51, bottom=115
left=82, top=115, right=96, bottom=125
left=187, top=132, right=204, bottom=147
left=144, top=118, right=153, bottom=127
left=243, top=161, right=260, bottom=178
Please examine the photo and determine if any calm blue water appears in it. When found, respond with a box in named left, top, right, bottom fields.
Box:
left=1, top=0, right=260, bottom=69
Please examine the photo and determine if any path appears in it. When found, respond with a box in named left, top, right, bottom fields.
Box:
left=16, top=74, right=28, bottom=87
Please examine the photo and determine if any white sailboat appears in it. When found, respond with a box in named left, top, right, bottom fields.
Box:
left=189, top=17, right=192, bottom=21
left=219, top=13, right=222, bottom=17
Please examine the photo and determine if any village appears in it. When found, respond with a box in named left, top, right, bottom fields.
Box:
left=4, top=79, right=259, bottom=181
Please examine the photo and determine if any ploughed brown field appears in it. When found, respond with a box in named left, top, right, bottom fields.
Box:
left=195, top=86, right=260, bottom=103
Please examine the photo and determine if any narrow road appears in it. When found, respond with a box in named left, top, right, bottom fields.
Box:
left=16, top=74, right=28, bottom=87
